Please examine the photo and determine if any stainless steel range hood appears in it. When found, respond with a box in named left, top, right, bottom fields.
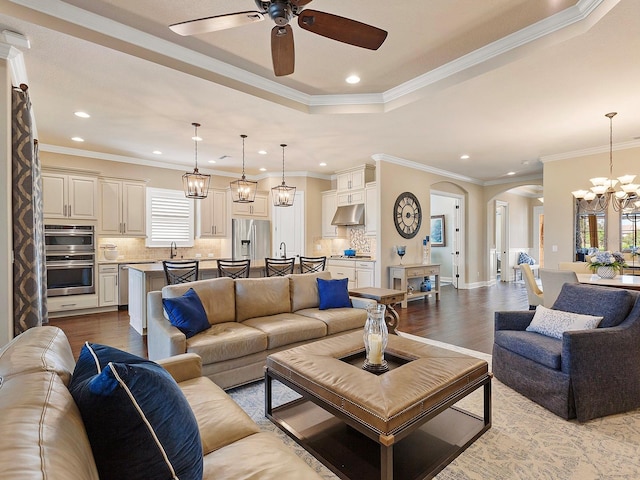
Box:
left=331, top=204, right=365, bottom=226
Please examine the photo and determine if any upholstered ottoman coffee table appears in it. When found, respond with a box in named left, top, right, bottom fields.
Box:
left=265, top=331, right=491, bottom=480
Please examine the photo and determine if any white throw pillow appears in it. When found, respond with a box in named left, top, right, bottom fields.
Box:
left=526, top=305, right=603, bottom=339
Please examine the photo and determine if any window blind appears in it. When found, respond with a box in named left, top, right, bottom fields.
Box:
left=146, top=188, right=194, bottom=247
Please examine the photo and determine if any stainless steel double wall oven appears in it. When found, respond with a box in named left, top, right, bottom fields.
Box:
left=45, top=224, right=96, bottom=297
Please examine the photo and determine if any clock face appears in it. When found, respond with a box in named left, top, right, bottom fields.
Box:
left=394, top=192, right=422, bottom=239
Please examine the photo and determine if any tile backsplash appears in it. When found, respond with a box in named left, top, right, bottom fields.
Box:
left=97, top=237, right=227, bottom=261
left=313, top=226, right=376, bottom=258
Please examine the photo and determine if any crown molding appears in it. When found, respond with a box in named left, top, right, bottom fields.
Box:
left=10, top=0, right=612, bottom=114
left=540, top=139, right=640, bottom=163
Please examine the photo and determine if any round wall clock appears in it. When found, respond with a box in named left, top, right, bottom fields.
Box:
left=394, top=192, right=422, bottom=239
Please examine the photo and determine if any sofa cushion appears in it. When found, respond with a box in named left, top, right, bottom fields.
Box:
left=526, top=305, right=602, bottom=340
left=317, top=278, right=351, bottom=310
left=296, top=307, right=368, bottom=335
left=0, top=371, right=100, bottom=480
left=69, top=343, right=203, bottom=480
left=494, top=330, right=562, bottom=370
left=162, top=288, right=211, bottom=338
left=552, top=283, right=635, bottom=328
left=186, top=322, right=268, bottom=364
left=235, top=277, right=291, bottom=322
left=163, top=277, right=236, bottom=325
left=0, top=326, right=76, bottom=386
left=243, top=313, right=327, bottom=349
left=289, top=270, right=332, bottom=311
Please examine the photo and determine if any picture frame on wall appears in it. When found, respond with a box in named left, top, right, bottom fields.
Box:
left=430, top=215, right=446, bottom=247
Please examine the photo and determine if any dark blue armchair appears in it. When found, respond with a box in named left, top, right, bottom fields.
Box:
left=493, top=283, right=640, bottom=422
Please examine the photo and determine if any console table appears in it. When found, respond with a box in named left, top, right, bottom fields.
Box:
left=389, top=264, right=440, bottom=308
left=349, top=287, right=405, bottom=333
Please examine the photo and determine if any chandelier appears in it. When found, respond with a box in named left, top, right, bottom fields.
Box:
left=182, top=122, right=211, bottom=199
left=271, top=143, right=296, bottom=207
left=230, top=134, right=257, bottom=203
left=572, top=112, right=639, bottom=213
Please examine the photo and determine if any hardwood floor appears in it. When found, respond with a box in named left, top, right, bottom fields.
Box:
left=49, top=280, right=528, bottom=359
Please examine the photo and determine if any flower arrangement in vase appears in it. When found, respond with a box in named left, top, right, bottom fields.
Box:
left=588, top=251, right=626, bottom=279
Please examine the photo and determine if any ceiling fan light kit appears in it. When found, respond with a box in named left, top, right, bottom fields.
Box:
left=572, top=112, right=640, bottom=213
left=169, top=0, right=388, bottom=76
left=272, top=143, right=296, bottom=207
left=230, top=134, right=258, bottom=203
left=183, top=122, right=211, bottom=199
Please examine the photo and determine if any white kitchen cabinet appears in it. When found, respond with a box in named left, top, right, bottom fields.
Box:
left=42, top=171, right=98, bottom=220
left=336, top=189, right=366, bottom=206
left=365, top=182, right=377, bottom=236
left=231, top=191, right=269, bottom=217
left=199, top=188, right=228, bottom=237
left=327, top=259, right=356, bottom=290
left=98, top=263, right=118, bottom=306
left=336, top=165, right=375, bottom=193
left=322, top=190, right=344, bottom=238
left=355, top=261, right=375, bottom=288
left=47, top=294, right=99, bottom=314
left=98, top=178, right=146, bottom=236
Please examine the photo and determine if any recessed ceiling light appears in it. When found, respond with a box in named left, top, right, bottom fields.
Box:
left=208, top=159, right=216, bottom=164
left=319, top=162, right=327, bottom=167
left=460, top=154, right=470, bottom=160
left=258, top=150, right=267, bottom=155
left=507, top=171, right=516, bottom=176
left=71, top=136, right=84, bottom=142
left=259, top=167, right=267, bottom=172
left=346, top=75, right=360, bottom=84
left=74, top=111, right=90, bottom=118
left=152, top=150, right=162, bottom=155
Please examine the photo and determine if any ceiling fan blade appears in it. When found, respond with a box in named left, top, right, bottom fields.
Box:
left=170, top=11, right=264, bottom=36
left=297, top=9, right=387, bottom=50
left=271, top=25, right=295, bottom=77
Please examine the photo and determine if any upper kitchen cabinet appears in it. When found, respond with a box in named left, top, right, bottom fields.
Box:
left=321, top=190, right=345, bottom=238
left=230, top=191, right=269, bottom=218
left=198, top=188, right=228, bottom=238
left=42, top=169, right=98, bottom=220
left=98, top=178, right=146, bottom=237
left=335, top=165, right=375, bottom=206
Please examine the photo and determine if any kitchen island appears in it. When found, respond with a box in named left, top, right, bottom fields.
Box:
left=128, top=259, right=267, bottom=335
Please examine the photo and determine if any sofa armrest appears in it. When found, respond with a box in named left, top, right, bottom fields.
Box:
left=157, top=353, right=202, bottom=383
left=350, top=296, right=377, bottom=310
left=147, top=291, right=187, bottom=360
left=494, top=310, right=535, bottom=331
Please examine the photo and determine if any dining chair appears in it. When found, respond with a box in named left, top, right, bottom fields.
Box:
left=264, top=257, right=295, bottom=277
left=557, top=261, right=592, bottom=274
left=162, top=260, right=199, bottom=285
left=217, top=259, right=251, bottom=279
left=299, top=256, right=327, bottom=273
left=539, top=268, right=578, bottom=307
left=520, top=264, right=543, bottom=310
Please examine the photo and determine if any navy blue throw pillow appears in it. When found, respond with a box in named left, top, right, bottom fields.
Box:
left=162, top=287, right=211, bottom=338
left=317, top=277, right=352, bottom=310
left=69, top=343, right=203, bottom=480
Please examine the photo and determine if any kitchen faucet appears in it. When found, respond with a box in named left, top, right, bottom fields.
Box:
left=279, top=242, right=287, bottom=258
left=170, top=241, right=177, bottom=259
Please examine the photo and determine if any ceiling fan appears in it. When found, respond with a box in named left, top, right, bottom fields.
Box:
left=169, top=0, right=388, bottom=77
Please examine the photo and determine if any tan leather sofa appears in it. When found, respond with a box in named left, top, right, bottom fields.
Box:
left=148, top=270, right=375, bottom=389
left=0, top=326, right=323, bottom=479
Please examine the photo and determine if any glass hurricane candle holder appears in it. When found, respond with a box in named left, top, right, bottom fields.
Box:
left=363, top=304, right=389, bottom=373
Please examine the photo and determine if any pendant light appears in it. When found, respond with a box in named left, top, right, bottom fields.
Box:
left=230, top=134, right=257, bottom=203
left=182, top=122, right=211, bottom=199
left=272, top=143, right=296, bottom=207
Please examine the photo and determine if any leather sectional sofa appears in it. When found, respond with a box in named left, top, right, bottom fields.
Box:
left=0, top=326, right=324, bottom=479
left=147, top=270, right=375, bottom=389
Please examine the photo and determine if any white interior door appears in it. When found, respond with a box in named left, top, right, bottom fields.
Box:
left=272, top=191, right=305, bottom=258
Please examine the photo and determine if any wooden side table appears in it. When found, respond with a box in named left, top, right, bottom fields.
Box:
left=388, top=264, right=440, bottom=308
left=348, top=287, right=406, bottom=334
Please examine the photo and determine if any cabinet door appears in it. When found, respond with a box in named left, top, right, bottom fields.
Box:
left=99, top=179, right=122, bottom=235
left=336, top=172, right=352, bottom=191
left=68, top=175, right=97, bottom=220
left=356, top=268, right=374, bottom=288
left=200, top=189, right=227, bottom=237
left=123, top=182, right=146, bottom=236
left=322, top=192, right=339, bottom=238
left=365, top=184, right=377, bottom=236
left=349, top=170, right=366, bottom=190
left=99, top=269, right=118, bottom=306
left=42, top=173, right=67, bottom=218
left=231, top=193, right=268, bottom=218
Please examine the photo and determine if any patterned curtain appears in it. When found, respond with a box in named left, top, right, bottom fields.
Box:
left=12, top=83, right=47, bottom=334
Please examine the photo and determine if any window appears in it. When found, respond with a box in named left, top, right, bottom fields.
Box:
left=621, top=213, right=639, bottom=262
left=575, top=201, right=606, bottom=260
left=145, top=188, right=194, bottom=247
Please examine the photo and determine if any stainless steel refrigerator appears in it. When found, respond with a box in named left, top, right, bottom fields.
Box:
left=232, top=219, right=272, bottom=260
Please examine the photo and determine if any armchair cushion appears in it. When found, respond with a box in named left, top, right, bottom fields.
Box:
left=162, top=288, right=211, bottom=339
left=317, top=278, right=351, bottom=310
left=552, top=283, right=635, bottom=328
left=494, top=330, right=563, bottom=370
left=526, top=305, right=602, bottom=340
left=69, top=344, right=203, bottom=480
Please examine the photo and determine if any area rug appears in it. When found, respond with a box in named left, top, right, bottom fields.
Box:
left=228, top=334, right=640, bottom=479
